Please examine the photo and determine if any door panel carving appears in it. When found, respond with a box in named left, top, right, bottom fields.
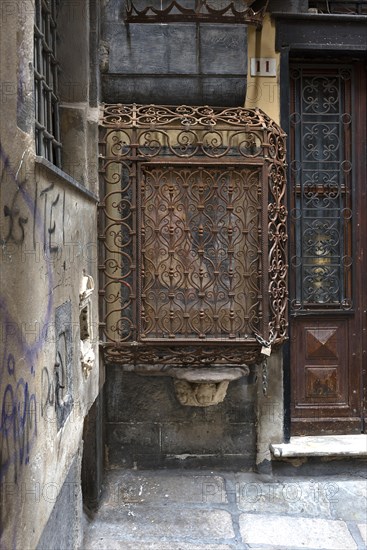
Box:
left=293, top=320, right=349, bottom=409
left=305, top=328, right=338, bottom=360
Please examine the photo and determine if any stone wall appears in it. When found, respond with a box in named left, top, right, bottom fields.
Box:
left=100, top=1, right=285, bottom=474
left=36, top=452, right=83, bottom=550
left=0, top=1, right=101, bottom=548
left=100, top=0, right=248, bottom=105
left=104, top=369, right=257, bottom=470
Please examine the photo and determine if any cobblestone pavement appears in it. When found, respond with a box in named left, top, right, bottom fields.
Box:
left=82, top=469, right=367, bottom=550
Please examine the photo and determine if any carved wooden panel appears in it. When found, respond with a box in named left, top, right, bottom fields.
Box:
left=291, top=317, right=361, bottom=434
left=305, top=367, right=338, bottom=399
left=294, top=320, right=347, bottom=404
left=305, top=328, right=338, bottom=360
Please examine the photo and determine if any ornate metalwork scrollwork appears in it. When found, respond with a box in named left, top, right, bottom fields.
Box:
left=99, top=104, right=287, bottom=366
left=125, top=1, right=267, bottom=26
left=141, top=166, right=262, bottom=340
left=290, top=67, right=353, bottom=311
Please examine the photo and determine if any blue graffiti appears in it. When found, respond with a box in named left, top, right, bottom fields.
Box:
left=0, top=143, right=54, bottom=484
left=0, top=362, right=37, bottom=480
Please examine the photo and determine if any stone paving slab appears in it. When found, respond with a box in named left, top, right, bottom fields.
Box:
left=86, top=507, right=235, bottom=542
left=234, top=473, right=367, bottom=520
left=357, top=523, right=367, bottom=545
left=239, top=513, right=357, bottom=549
left=83, top=541, right=233, bottom=550
left=328, top=480, right=367, bottom=522
left=233, top=477, right=331, bottom=517
left=83, top=470, right=366, bottom=550
left=103, top=470, right=227, bottom=505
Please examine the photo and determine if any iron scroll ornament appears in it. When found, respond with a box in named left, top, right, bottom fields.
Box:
left=124, top=1, right=267, bottom=27
left=290, top=67, right=354, bottom=311
left=99, top=104, right=287, bottom=366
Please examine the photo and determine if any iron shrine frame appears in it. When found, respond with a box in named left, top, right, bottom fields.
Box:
left=98, top=104, right=287, bottom=366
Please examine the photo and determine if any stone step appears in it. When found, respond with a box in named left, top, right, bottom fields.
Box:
left=271, top=434, right=367, bottom=458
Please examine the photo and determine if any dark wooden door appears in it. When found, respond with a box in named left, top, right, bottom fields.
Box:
left=289, top=62, right=367, bottom=435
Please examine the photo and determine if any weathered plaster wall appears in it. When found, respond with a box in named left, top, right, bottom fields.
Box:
left=245, top=12, right=285, bottom=469
left=245, top=14, right=280, bottom=124
left=256, top=354, right=284, bottom=472
left=36, top=452, right=83, bottom=550
left=0, top=2, right=100, bottom=548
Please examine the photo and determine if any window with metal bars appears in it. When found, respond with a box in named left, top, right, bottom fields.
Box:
left=289, top=65, right=354, bottom=310
left=34, top=0, right=62, bottom=167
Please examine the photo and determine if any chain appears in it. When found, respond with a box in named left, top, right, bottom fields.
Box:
left=254, top=332, right=275, bottom=396
left=261, top=358, right=268, bottom=396
left=253, top=332, right=275, bottom=349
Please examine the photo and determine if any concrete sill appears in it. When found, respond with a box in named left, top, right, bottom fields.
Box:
left=270, top=434, right=367, bottom=458
left=35, top=156, right=99, bottom=202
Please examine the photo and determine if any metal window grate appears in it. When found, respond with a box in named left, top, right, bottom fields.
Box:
left=34, top=0, right=62, bottom=167
left=98, top=104, right=288, bottom=366
left=290, top=66, right=354, bottom=311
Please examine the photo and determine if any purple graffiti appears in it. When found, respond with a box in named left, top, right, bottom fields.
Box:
left=0, top=143, right=54, bottom=484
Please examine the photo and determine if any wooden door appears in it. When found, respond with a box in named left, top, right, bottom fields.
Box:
left=289, top=62, right=367, bottom=435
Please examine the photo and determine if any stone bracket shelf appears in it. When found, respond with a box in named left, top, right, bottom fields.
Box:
left=118, top=364, right=251, bottom=407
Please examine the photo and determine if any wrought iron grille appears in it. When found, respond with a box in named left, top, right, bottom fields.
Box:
left=99, top=104, right=287, bottom=366
left=34, top=0, right=62, bottom=166
left=125, top=1, right=267, bottom=26
left=141, top=165, right=262, bottom=340
left=290, top=66, right=353, bottom=311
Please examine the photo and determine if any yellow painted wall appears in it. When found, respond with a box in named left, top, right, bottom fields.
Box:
left=245, top=14, right=280, bottom=125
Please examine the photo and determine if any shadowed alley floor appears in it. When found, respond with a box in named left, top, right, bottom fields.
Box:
left=82, top=468, right=367, bottom=550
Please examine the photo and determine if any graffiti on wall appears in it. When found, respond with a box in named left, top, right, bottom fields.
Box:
left=0, top=144, right=72, bottom=485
